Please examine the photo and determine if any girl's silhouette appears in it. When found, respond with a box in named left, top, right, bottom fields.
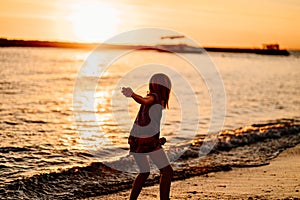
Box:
left=122, top=73, right=173, bottom=200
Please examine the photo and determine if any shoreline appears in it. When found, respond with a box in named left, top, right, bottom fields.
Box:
left=1, top=119, right=299, bottom=199
left=86, top=144, right=300, bottom=200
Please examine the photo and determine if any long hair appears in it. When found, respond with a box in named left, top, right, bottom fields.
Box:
left=149, top=73, right=171, bottom=109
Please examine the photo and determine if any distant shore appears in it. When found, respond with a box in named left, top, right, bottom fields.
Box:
left=0, top=38, right=96, bottom=49
left=0, top=38, right=290, bottom=56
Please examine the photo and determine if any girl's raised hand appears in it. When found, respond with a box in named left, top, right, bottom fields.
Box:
left=121, top=87, right=133, bottom=97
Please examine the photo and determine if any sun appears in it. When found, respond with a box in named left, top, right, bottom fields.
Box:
left=68, top=2, right=120, bottom=42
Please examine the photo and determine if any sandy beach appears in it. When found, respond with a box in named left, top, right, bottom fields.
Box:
left=86, top=144, right=300, bottom=200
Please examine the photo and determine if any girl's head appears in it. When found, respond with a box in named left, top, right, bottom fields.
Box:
left=149, top=73, right=171, bottom=109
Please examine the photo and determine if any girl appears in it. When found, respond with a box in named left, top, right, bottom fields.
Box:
left=122, top=73, right=173, bottom=200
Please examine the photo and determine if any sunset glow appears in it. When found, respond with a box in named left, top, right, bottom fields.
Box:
left=67, top=2, right=120, bottom=42
left=0, top=0, right=299, bottom=48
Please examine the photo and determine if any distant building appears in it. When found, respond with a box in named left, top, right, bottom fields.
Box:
left=262, top=44, right=280, bottom=50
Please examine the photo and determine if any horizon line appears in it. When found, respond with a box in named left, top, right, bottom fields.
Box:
left=0, top=37, right=299, bottom=51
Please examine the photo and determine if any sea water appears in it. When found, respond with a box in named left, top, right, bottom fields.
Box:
left=0, top=47, right=299, bottom=199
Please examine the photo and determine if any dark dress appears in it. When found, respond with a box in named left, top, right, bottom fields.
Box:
left=129, top=93, right=164, bottom=153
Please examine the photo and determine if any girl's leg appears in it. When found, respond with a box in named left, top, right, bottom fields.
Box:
left=130, top=154, right=150, bottom=200
left=149, top=149, right=173, bottom=200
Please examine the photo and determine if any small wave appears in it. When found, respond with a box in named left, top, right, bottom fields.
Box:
left=20, top=119, right=49, bottom=124
left=0, top=147, right=33, bottom=153
left=4, top=121, right=18, bottom=126
left=0, top=162, right=134, bottom=200
left=178, top=119, right=300, bottom=160
left=0, top=164, right=10, bottom=169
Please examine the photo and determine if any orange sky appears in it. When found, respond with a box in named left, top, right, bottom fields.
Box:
left=0, top=0, right=300, bottom=49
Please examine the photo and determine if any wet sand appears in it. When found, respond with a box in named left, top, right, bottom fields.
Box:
left=86, top=144, right=300, bottom=200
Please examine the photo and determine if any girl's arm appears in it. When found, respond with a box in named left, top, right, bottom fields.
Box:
left=131, top=92, right=155, bottom=105
left=122, top=87, right=155, bottom=105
